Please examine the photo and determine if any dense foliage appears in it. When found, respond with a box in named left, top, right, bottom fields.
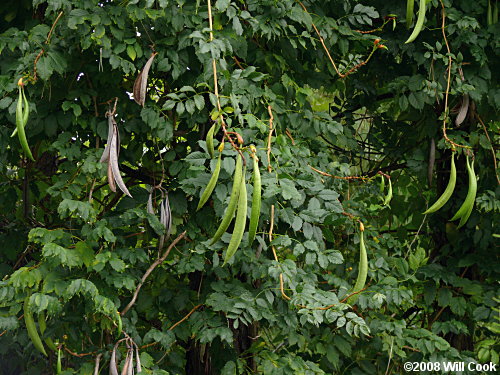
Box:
left=0, top=0, right=498, bottom=374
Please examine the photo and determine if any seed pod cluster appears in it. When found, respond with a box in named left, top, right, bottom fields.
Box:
left=449, top=156, right=477, bottom=228
left=147, top=189, right=172, bottom=250
left=109, top=337, right=142, bottom=375
left=196, top=141, right=263, bottom=264
left=424, top=152, right=478, bottom=229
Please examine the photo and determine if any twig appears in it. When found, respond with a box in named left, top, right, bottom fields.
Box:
left=266, top=105, right=274, bottom=172
left=168, top=304, right=203, bottom=330
left=33, top=11, right=64, bottom=81
left=120, top=231, right=187, bottom=316
left=476, top=114, right=500, bottom=185
left=309, top=165, right=369, bottom=181
left=439, top=2, right=469, bottom=150
left=64, top=346, right=96, bottom=358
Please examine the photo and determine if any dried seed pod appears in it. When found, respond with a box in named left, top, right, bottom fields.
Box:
left=159, top=194, right=172, bottom=250
left=147, top=189, right=154, bottom=215
left=455, top=94, right=469, bottom=126
left=428, top=138, right=436, bottom=187
left=100, top=115, right=115, bottom=163
left=135, top=345, right=142, bottom=373
left=109, top=343, right=119, bottom=375
left=133, top=52, right=157, bottom=106
left=94, top=353, right=103, bottom=375
left=109, top=121, right=132, bottom=197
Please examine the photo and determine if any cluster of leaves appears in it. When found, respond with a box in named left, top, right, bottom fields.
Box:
left=0, top=0, right=498, bottom=374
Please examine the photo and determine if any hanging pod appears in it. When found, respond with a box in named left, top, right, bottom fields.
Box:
left=133, top=52, right=157, bottom=106
left=205, top=123, right=217, bottom=158
left=23, top=297, right=47, bottom=357
left=223, top=167, right=248, bottom=265
left=347, top=223, right=368, bottom=305
left=14, top=80, right=35, bottom=161
left=100, top=113, right=132, bottom=197
left=210, top=154, right=243, bottom=245
left=450, top=156, right=477, bottom=228
left=38, top=311, right=57, bottom=351
left=405, top=0, right=426, bottom=44
left=423, top=152, right=456, bottom=214
left=406, top=0, right=414, bottom=28
left=247, top=146, right=261, bottom=245
left=197, top=142, right=223, bottom=210
left=383, top=177, right=393, bottom=206
left=159, top=194, right=172, bottom=250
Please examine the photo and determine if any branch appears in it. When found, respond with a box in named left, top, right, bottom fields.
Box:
left=121, top=231, right=187, bottom=316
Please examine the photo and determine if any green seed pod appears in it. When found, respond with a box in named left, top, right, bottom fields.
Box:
left=15, top=86, right=35, bottom=161
left=57, top=348, right=62, bottom=374
left=206, top=123, right=216, bottom=158
left=406, top=0, right=414, bottom=28
left=223, top=168, right=248, bottom=265
left=38, top=311, right=57, bottom=351
left=210, top=154, right=243, bottom=245
left=405, top=0, right=426, bottom=44
left=197, top=149, right=222, bottom=210
left=423, top=152, right=456, bottom=214
left=450, top=156, right=477, bottom=222
left=247, top=148, right=261, bottom=244
left=347, top=224, right=368, bottom=305
left=383, top=177, right=393, bottom=206
left=24, top=297, right=47, bottom=357
left=456, top=159, right=477, bottom=229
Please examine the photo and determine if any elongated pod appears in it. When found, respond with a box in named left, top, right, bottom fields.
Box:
left=383, top=177, right=393, bottom=206
left=423, top=152, right=456, bottom=214
left=206, top=123, right=216, bottom=158
left=15, top=84, right=35, bottom=161
left=406, top=0, right=415, bottom=28
left=347, top=223, right=368, bottom=304
left=57, top=348, right=62, bottom=374
left=248, top=147, right=261, bottom=244
left=38, top=311, right=57, bottom=351
left=456, top=159, right=477, bottom=228
left=210, top=154, right=242, bottom=245
left=11, top=87, right=29, bottom=137
left=223, top=168, right=248, bottom=265
left=24, top=297, right=47, bottom=356
left=405, top=0, right=426, bottom=44
left=197, top=144, right=223, bottom=210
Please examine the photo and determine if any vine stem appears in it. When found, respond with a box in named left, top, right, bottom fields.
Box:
left=33, top=11, right=64, bottom=81
left=440, top=1, right=469, bottom=150
left=207, top=0, right=245, bottom=163
left=266, top=105, right=274, bottom=172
